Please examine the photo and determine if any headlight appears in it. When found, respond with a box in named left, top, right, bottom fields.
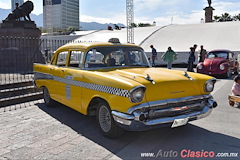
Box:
left=198, top=64, right=203, bottom=70
left=204, top=79, right=216, bottom=92
left=220, top=64, right=225, bottom=70
left=130, top=86, right=145, bottom=103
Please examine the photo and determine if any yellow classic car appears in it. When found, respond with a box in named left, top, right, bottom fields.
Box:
left=34, top=38, right=217, bottom=137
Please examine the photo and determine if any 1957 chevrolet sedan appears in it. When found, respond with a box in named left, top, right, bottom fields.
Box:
left=34, top=38, right=217, bottom=137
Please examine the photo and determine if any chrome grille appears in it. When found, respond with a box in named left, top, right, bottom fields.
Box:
left=148, top=102, right=205, bottom=119
left=149, top=98, right=208, bottom=111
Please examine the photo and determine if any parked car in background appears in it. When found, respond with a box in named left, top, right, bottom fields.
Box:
left=33, top=38, right=217, bottom=138
left=197, top=49, right=239, bottom=78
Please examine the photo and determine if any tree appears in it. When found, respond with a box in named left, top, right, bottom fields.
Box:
left=214, top=13, right=233, bottom=22
left=213, top=15, right=220, bottom=22
left=233, top=13, right=240, bottom=21
left=130, top=23, right=137, bottom=28
left=138, top=23, right=152, bottom=27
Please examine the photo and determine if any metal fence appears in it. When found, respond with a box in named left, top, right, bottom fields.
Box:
left=0, top=36, right=76, bottom=85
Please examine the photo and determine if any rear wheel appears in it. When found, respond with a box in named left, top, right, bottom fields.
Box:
left=43, top=87, right=56, bottom=107
left=96, top=100, right=124, bottom=138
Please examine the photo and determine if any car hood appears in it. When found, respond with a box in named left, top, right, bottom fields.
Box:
left=105, top=68, right=211, bottom=102
left=203, top=58, right=228, bottom=71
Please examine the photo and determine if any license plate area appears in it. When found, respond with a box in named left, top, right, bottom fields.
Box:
left=171, top=118, right=189, bottom=128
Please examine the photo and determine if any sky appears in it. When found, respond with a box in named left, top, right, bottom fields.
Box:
left=0, top=0, right=240, bottom=26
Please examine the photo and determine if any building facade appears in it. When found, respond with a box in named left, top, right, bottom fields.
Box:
left=11, top=0, right=24, bottom=11
left=43, top=0, right=79, bottom=31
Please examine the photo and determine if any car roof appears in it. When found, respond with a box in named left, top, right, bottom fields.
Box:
left=209, top=49, right=232, bottom=53
left=56, top=42, right=141, bottom=51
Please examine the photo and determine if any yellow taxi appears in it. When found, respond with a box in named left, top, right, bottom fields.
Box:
left=34, top=38, right=217, bottom=137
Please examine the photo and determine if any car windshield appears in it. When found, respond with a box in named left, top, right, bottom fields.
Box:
left=84, top=46, right=150, bottom=69
left=207, top=51, right=228, bottom=59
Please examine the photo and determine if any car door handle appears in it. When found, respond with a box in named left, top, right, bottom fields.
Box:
left=50, top=68, right=54, bottom=70
left=62, top=70, right=65, bottom=72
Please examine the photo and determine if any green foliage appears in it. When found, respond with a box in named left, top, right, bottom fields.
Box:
left=130, top=23, right=137, bottom=28
left=129, top=22, right=153, bottom=28
left=214, top=12, right=240, bottom=22
left=138, top=23, right=152, bottom=27
left=233, top=13, right=240, bottom=21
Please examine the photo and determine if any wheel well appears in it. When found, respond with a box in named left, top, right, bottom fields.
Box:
left=87, top=97, right=108, bottom=116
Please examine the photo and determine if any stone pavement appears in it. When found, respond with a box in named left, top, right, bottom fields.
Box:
left=1, top=67, right=238, bottom=160
left=0, top=99, right=138, bottom=160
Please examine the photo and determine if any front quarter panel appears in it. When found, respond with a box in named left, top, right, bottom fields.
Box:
left=80, top=71, right=145, bottom=114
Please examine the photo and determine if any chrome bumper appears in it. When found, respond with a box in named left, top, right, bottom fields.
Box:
left=112, top=95, right=217, bottom=131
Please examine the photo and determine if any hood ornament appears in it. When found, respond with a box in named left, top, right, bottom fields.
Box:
left=145, top=74, right=155, bottom=84
left=183, top=72, right=194, bottom=81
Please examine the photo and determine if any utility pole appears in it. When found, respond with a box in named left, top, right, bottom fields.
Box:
left=126, top=0, right=134, bottom=43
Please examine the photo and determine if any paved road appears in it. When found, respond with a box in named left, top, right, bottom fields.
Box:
left=0, top=68, right=239, bottom=160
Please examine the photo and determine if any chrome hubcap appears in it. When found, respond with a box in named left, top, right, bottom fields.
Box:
left=99, top=105, right=111, bottom=132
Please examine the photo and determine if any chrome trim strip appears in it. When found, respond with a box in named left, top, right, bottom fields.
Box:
left=112, top=111, right=134, bottom=120
left=112, top=105, right=213, bottom=127
left=129, top=86, right=146, bottom=103
left=34, top=71, right=131, bottom=97
left=34, top=71, right=54, bottom=80
left=127, top=94, right=212, bottom=114
left=206, top=78, right=217, bottom=83
left=183, top=72, right=194, bottom=81
left=204, top=78, right=217, bottom=92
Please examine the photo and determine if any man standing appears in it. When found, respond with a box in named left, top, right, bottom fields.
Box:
left=187, top=47, right=195, bottom=72
left=199, top=45, right=207, bottom=62
left=193, top=44, right=198, bottom=51
left=150, top=45, right=157, bottom=66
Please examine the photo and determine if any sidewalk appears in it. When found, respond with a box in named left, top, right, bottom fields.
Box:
left=0, top=99, right=117, bottom=160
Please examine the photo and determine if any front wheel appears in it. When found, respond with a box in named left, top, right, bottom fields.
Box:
left=96, top=101, right=124, bottom=138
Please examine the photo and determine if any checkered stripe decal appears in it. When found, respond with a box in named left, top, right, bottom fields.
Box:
left=52, top=76, right=130, bottom=97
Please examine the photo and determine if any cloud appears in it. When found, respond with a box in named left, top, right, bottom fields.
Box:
left=81, top=14, right=126, bottom=24
left=136, top=11, right=204, bottom=26
left=0, top=2, right=10, bottom=9
left=134, top=0, right=166, bottom=12
left=213, top=1, right=240, bottom=15
left=134, top=0, right=240, bottom=26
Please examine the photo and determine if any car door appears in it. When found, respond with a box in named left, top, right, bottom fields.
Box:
left=61, top=50, right=85, bottom=112
left=51, top=50, right=69, bottom=103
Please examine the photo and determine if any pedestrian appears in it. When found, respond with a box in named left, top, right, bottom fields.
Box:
left=193, top=44, right=198, bottom=51
left=230, top=75, right=240, bottom=106
left=231, top=75, right=240, bottom=96
left=187, top=47, right=195, bottom=72
left=161, top=47, right=177, bottom=69
left=150, top=45, right=157, bottom=66
left=198, top=45, right=207, bottom=62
